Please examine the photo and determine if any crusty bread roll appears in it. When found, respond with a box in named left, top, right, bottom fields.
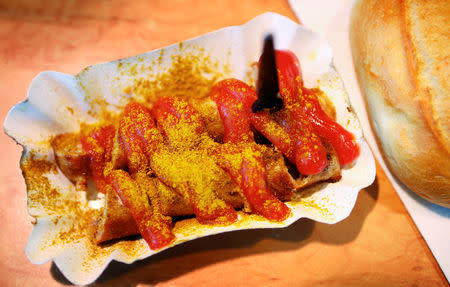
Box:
left=350, top=0, right=450, bottom=207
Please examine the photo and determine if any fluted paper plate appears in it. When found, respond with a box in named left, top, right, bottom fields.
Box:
left=4, top=13, right=375, bottom=285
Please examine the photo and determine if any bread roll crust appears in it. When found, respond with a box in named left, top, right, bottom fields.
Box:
left=404, top=1, right=450, bottom=154
left=350, top=0, right=450, bottom=207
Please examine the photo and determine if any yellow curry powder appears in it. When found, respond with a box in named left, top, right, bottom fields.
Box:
left=127, top=50, right=225, bottom=104
left=21, top=153, right=101, bottom=248
left=21, top=47, right=335, bottom=260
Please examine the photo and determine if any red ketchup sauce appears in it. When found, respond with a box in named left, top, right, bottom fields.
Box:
left=275, top=50, right=360, bottom=166
left=212, top=50, right=359, bottom=178
left=107, top=168, right=175, bottom=250
left=81, top=125, right=115, bottom=194
left=210, top=81, right=291, bottom=222
left=82, top=105, right=175, bottom=250
left=79, top=48, right=359, bottom=250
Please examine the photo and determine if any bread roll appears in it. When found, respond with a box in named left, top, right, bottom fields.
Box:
left=350, top=0, right=450, bottom=207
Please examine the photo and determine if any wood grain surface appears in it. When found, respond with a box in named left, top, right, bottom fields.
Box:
left=0, top=0, right=447, bottom=286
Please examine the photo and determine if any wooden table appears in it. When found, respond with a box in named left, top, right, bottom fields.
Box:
left=0, top=0, right=447, bottom=286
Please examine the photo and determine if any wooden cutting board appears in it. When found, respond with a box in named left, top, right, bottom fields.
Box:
left=0, top=0, right=447, bottom=286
